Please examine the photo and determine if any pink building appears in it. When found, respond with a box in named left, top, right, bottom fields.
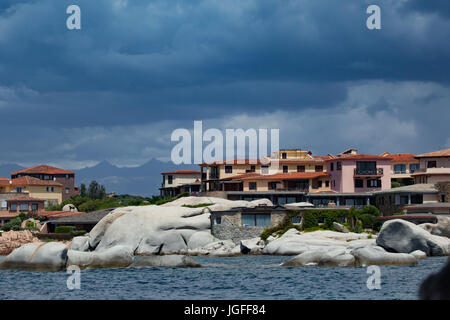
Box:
left=326, top=154, right=392, bottom=193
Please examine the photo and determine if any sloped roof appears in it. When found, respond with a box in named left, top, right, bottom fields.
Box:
left=415, top=148, right=450, bottom=158
left=11, top=165, right=74, bottom=175
left=161, top=170, right=201, bottom=175
left=381, top=153, right=418, bottom=163
left=10, top=176, right=63, bottom=187
left=327, top=154, right=392, bottom=161
left=6, top=195, right=45, bottom=202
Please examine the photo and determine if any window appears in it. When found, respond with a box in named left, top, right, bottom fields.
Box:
left=47, top=186, right=55, bottom=192
left=337, top=162, right=342, bottom=170
left=317, top=217, right=325, bottom=224
left=291, top=216, right=302, bottom=224
left=410, top=163, right=420, bottom=173
left=215, top=217, right=222, bottom=225
left=394, top=164, right=406, bottom=174
left=168, top=175, right=173, bottom=185
left=249, top=165, right=256, bottom=172
left=10, top=204, right=17, bottom=211
left=66, top=174, right=70, bottom=179
left=356, top=161, right=377, bottom=174
left=427, top=161, right=437, bottom=168
left=242, top=214, right=271, bottom=227
left=317, top=180, right=323, bottom=188
left=15, top=187, right=23, bottom=193
left=261, top=166, right=269, bottom=175
left=283, top=165, right=288, bottom=173
left=330, top=163, right=334, bottom=171
left=225, top=165, right=233, bottom=174
left=65, top=188, right=70, bottom=194
left=31, top=204, right=38, bottom=211
left=367, top=179, right=382, bottom=188
left=268, top=182, right=278, bottom=190
left=325, top=180, right=330, bottom=187
left=354, top=179, right=364, bottom=188
left=249, top=182, right=257, bottom=190
left=297, top=165, right=305, bottom=172
left=20, top=203, right=29, bottom=211
left=282, top=152, right=287, bottom=159
left=315, top=166, right=323, bottom=172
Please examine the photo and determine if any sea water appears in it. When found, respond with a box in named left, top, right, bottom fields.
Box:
left=0, top=255, right=447, bottom=300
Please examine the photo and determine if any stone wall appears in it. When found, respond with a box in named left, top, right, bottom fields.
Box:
left=211, top=210, right=287, bottom=244
left=0, top=230, right=40, bottom=255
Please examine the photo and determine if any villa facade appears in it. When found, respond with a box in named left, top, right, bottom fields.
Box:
left=160, top=170, right=202, bottom=197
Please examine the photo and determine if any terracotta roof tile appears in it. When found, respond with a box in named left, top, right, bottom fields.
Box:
left=415, top=148, right=450, bottom=158
left=10, top=176, right=63, bottom=187
left=11, top=165, right=74, bottom=175
left=161, top=170, right=201, bottom=175
left=6, top=195, right=45, bottom=202
left=327, top=154, right=392, bottom=161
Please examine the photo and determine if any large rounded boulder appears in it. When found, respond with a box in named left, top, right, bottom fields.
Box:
left=419, top=216, right=450, bottom=238
left=376, top=219, right=450, bottom=256
left=67, top=245, right=134, bottom=269
left=0, top=242, right=68, bottom=271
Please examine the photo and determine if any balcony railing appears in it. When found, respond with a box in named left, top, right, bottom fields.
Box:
left=354, top=168, right=383, bottom=176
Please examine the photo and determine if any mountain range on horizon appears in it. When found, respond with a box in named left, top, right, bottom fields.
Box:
left=0, top=160, right=198, bottom=197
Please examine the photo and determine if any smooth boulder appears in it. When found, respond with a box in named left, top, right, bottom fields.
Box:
left=333, top=222, right=349, bottom=233
left=240, top=237, right=264, bottom=254
left=376, top=219, right=450, bottom=256
left=351, top=245, right=418, bottom=266
left=130, top=255, right=202, bottom=268
left=0, top=242, right=68, bottom=271
left=419, top=217, right=450, bottom=238
left=70, top=236, right=90, bottom=252
left=67, top=245, right=134, bottom=269
left=282, top=248, right=355, bottom=267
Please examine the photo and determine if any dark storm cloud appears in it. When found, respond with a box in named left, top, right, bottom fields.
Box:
left=0, top=0, right=448, bottom=166
left=402, top=0, right=450, bottom=18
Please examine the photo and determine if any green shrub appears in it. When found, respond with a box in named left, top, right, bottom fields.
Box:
left=302, top=212, right=319, bottom=229
left=182, top=203, right=213, bottom=208
left=303, top=226, right=328, bottom=233
left=355, top=205, right=380, bottom=217
left=55, top=226, right=75, bottom=234
left=359, top=214, right=375, bottom=229
left=260, top=214, right=301, bottom=241
left=0, top=217, right=22, bottom=231
left=391, top=181, right=401, bottom=188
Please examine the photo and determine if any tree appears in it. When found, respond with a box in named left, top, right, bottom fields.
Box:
left=87, top=181, right=107, bottom=199
left=79, top=183, right=87, bottom=197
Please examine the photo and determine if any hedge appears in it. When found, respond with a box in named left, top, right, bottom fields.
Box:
left=55, top=226, right=76, bottom=234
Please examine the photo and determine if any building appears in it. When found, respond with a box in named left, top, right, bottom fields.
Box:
left=412, top=148, right=450, bottom=184
left=11, top=165, right=76, bottom=201
left=373, top=184, right=439, bottom=216
left=380, top=152, right=419, bottom=186
left=160, top=170, right=202, bottom=197
left=326, top=152, right=392, bottom=193
left=44, top=208, right=113, bottom=233
left=200, top=149, right=331, bottom=194
left=0, top=176, right=63, bottom=207
left=6, top=195, right=45, bottom=213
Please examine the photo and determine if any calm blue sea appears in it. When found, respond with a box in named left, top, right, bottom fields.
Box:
left=0, top=255, right=447, bottom=300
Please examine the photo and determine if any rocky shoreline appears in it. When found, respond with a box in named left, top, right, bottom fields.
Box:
left=1, top=197, right=449, bottom=271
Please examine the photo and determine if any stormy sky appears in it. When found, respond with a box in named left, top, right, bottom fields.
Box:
left=0, top=0, right=449, bottom=168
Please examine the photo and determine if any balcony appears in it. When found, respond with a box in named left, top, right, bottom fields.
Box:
left=354, top=168, right=383, bottom=176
